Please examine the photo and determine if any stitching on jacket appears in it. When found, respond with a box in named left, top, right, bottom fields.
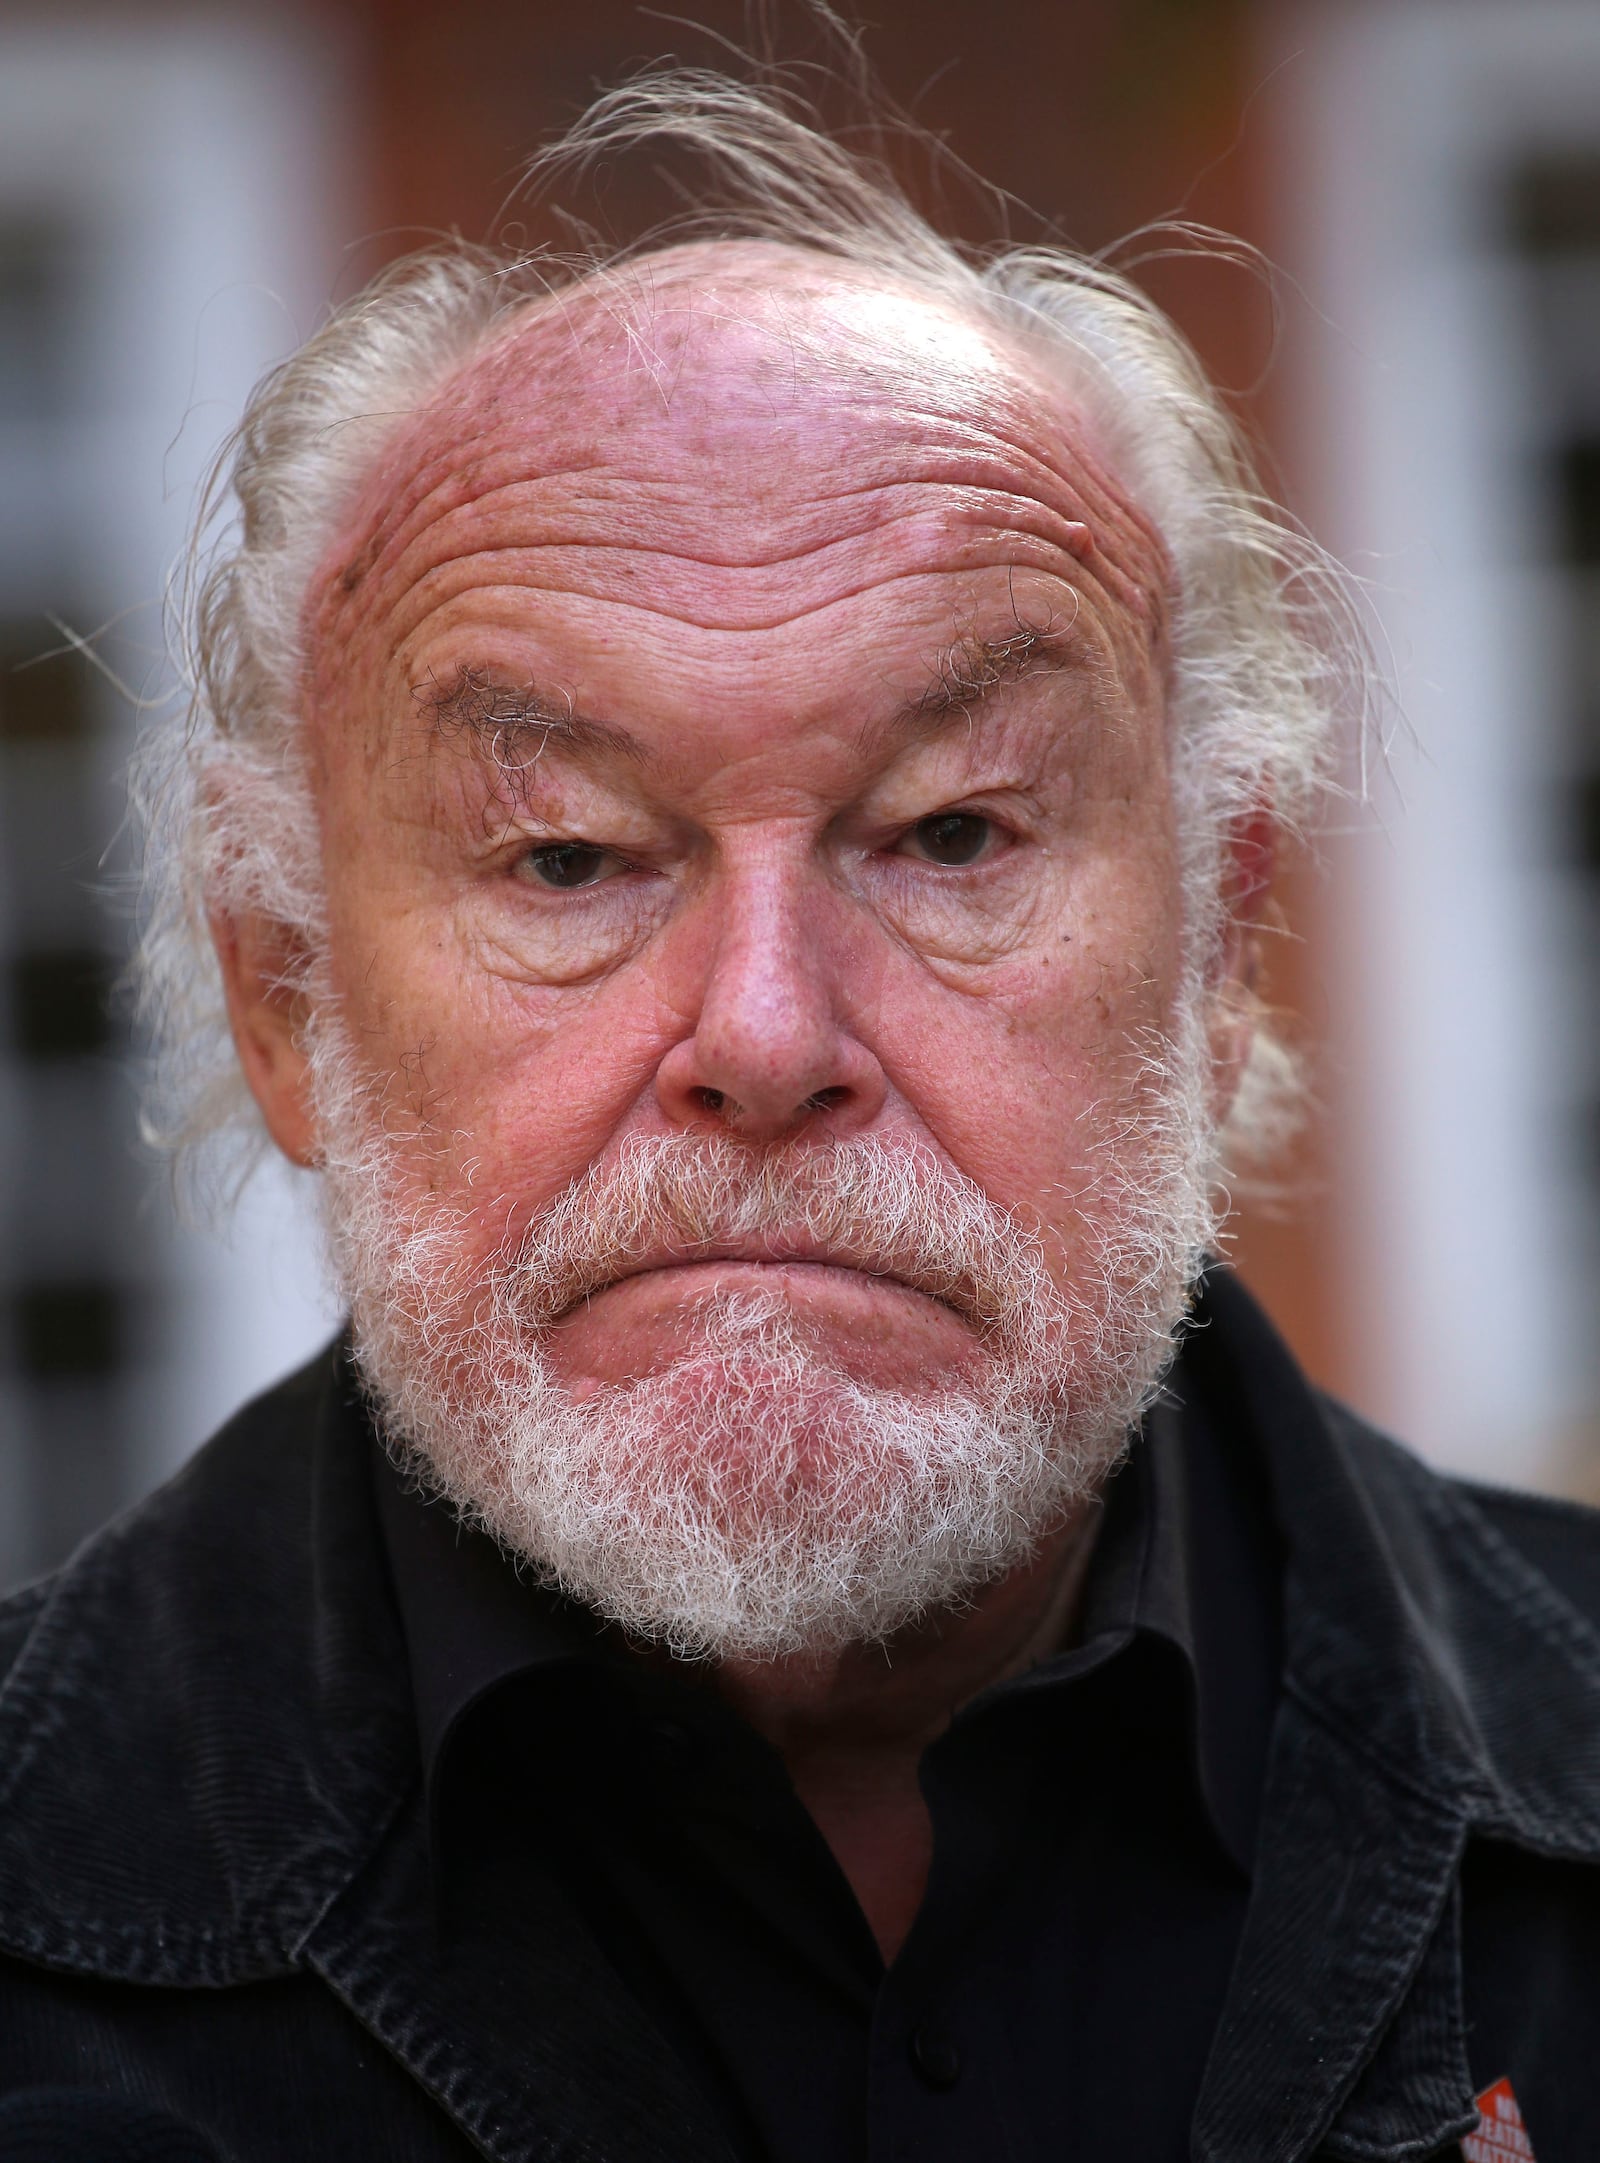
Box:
left=1280, top=1670, right=1481, bottom=1825
left=1331, top=1407, right=1600, bottom=1682
left=1424, top=1477, right=1600, bottom=1680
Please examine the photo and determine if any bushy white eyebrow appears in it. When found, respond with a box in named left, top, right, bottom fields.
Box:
left=415, top=664, right=648, bottom=773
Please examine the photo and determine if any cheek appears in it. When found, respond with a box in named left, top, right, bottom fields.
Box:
left=320, top=868, right=667, bottom=1216
left=870, top=890, right=1184, bottom=1229
left=464, top=990, right=662, bottom=1181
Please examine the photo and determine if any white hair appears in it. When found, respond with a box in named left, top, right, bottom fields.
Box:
left=135, top=63, right=1362, bottom=1198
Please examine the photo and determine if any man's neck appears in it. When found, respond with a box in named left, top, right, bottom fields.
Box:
left=710, top=1504, right=1104, bottom=1962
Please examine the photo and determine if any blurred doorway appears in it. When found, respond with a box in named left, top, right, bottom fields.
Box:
left=1277, top=0, right=1600, bottom=1494
left=0, top=19, right=348, bottom=1587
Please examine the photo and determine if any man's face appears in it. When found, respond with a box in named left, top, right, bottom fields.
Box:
left=225, top=256, right=1219, bottom=1654
left=307, top=266, right=1181, bottom=1353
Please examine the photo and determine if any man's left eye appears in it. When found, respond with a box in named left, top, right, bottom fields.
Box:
left=519, top=842, right=623, bottom=889
left=898, top=812, right=998, bottom=867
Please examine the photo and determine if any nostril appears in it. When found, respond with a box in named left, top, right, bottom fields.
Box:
left=803, top=1086, right=849, bottom=1114
left=697, top=1088, right=727, bottom=1114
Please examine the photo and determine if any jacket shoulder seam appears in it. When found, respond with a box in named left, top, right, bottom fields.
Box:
left=1321, top=1402, right=1600, bottom=1679
left=1450, top=1474, right=1600, bottom=1528
left=1281, top=1657, right=1480, bottom=1825
left=1416, top=1472, right=1600, bottom=1682
left=0, top=1579, right=52, bottom=1626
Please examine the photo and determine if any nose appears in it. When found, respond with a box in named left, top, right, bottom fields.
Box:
left=654, top=862, right=886, bottom=1142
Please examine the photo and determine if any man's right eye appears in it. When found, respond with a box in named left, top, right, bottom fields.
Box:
left=520, top=842, right=621, bottom=889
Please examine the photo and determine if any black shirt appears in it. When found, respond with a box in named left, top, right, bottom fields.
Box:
left=374, top=1341, right=1284, bottom=2163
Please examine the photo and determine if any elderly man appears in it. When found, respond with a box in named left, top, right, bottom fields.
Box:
left=0, top=71, right=1596, bottom=2163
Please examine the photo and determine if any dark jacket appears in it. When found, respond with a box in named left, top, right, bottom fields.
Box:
left=1, top=1273, right=1599, bottom=2162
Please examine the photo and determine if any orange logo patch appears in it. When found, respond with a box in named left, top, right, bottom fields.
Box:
left=1463, top=2078, right=1536, bottom=2162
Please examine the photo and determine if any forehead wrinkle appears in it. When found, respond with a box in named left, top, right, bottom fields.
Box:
left=313, top=358, right=1169, bottom=696
left=396, top=550, right=1093, bottom=646
left=347, top=459, right=1102, bottom=592
left=310, top=235, right=1181, bottom=681
left=326, top=341, right=1137, bottom=579
left=313, top=318, right=1174, bottom=764
left=365, top=480, right=1126, bottom=665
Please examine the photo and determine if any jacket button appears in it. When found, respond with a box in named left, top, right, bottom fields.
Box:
left=909, top=2023, right=961, bottom=2090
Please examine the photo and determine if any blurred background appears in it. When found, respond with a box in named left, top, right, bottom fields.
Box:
left=2, top=0, right=1598, bottom=1591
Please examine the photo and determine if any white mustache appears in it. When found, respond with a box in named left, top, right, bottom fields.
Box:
left=507, top=1132, right=1057, bottom=1339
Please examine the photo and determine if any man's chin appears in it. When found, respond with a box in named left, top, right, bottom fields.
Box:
left=378, top=1348, right=1081, bottom=1662
left=588, top=1372, right=954, bottom=1518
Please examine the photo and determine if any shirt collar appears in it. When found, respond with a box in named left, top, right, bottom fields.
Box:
left=372, top=1448, right=604, bottom=1793
left=1074, top=1378, right=1283, bottom=1874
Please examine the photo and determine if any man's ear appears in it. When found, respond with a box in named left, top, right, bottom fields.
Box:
left=1207, top=808, right=1278, bottom=1130
left=210, top=909, right=318, bottom=1168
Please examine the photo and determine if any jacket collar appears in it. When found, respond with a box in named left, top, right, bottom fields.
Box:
left=3, top=1278, right=1600, bottom=2162
left=0, top=1345, right=413, bottom=1988
left=1190, top=1271, right=1600, bottom=2160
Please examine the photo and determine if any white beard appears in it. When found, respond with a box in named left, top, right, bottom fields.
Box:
left=311, top=1001, right=1218, bottom=1661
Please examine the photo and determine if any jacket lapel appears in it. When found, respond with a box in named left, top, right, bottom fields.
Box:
left=0, top=1346, right=414, bottom=1987
left=1192, top=1688, right=1476, bottom=2161
left=301, top=1782, right=736, bottom=2163
left=1191, top=1272, right=1600, bottom=2159
left=0, top=1344, right=737, bottom=2163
